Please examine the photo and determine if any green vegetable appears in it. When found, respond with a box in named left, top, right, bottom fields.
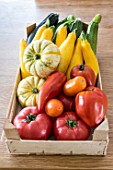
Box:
left=69, top=18, right=83, bottom=38
left=27, top=13, right=59, bottom=44
left=52, top=15, right=75, bottom=43
left=86, top=14, right=102, bottom=54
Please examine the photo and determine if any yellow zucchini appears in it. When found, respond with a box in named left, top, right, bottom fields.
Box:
left=80, top=31, right=99, bottom=76
left=32, top=24, right=47, bottom=42
left=19, top=39, right=32, bottom=79
left=66, top=38, right=83, bottom=80
left=40, top=26, right=54, bottom=41
left=57, top=32, right=76, bottom=73
left=55, top=24, right=67, bottom=47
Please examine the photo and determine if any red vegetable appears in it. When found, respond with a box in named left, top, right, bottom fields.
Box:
left=58, top=93, right=75, bottom=112
left=13, top=107, right=52, bottom=140
left=76, top=86, right=108, bottom=127
left=38, top=71, right=66, bottom=112
left=54, top=112, right=90, bottom=140
left=71, top=64, right=96, bottom=86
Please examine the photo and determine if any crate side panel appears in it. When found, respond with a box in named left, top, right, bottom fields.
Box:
left=6, top=140, right=108, bottom=156
left=4, top=119, right=20, bottom=140
left=93, top=118, right=109, bottom=141
left=4, top=68, right=21, bottom=140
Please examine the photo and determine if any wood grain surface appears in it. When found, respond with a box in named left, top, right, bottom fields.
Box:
left=0, top=0, right=113, bottom=169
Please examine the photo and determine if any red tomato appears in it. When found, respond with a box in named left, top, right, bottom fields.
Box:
left=54, top=112, right=90, bottom=140
left=58, top=93, right=75, bottom=112
left=13, top=106, right=52, bottom=140
left=76, top=86, right=108, bottom=127
left=45, top=99, right=64, bottom=117
left=70, top=64, right=96, bottom=86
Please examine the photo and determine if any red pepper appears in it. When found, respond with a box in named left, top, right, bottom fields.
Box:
left=76, top=86, right=108, bottom=127
left=38, top=71, right=67, bottom=112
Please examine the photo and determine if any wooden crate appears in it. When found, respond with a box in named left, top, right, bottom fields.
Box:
left=3, top=23, right=109, bottom=155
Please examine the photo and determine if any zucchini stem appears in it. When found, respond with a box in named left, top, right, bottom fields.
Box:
left=80, top=31, right=86, bottom=41
left=93, top=14, right=102, bottom=24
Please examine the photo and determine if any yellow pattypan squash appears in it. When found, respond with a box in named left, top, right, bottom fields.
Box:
left=17, top=76, right=45, bottom=107
left=23, top=39, right=61, bottom=78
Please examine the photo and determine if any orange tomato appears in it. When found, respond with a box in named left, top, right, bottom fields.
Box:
left=45, top=99, right=64, bottom=117
left=63, top=76, right=87, bottom=96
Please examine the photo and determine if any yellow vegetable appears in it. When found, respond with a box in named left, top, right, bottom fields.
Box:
left=55, top=24, right=67, bottom=47
left=17, top=76, right=45, bottom=107
left=19, top=39, right=32, bottom=79
left=66, top=38, right=83, bottom=80
left=23, top=39, right=61, bottom=78
left=57, top=32, right=76, bottom=73
left=32, top=24, right=47, bottom=42
left=80, top=31, right=99, bottom=76
left=40, top=26, right=54, bottom=41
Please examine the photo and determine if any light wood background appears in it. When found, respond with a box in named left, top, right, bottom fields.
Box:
left=0, top=0, right=113, bottom=169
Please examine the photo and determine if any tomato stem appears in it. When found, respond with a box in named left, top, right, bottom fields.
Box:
left=67, top=120, right=77, bottom=128
left=79, top=64, right=85, bottom=71
left=25, top=113, right=36, bottom=123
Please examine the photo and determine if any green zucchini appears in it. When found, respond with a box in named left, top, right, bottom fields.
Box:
left=27, top=13, right=59, bottom=44
left=69, top=18, right=83, bottom=38
left=86, top=14, right=102, bottom=54
left=52, top=15, right=75, bottom=43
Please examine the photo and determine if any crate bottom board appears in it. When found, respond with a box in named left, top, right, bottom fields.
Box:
left=6, top=138, right=109, bottom=155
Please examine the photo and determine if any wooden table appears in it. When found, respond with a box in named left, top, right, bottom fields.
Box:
left=0, top=0, right=113, bottom=169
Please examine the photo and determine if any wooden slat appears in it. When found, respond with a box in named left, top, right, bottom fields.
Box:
left=26, top=23, right=36, bottom=38
left=6, top=139, right=108, bottom=156
left=93, top=118, right=109, bottom=141
left=3, top=68, right=21, bottom=140
left=6, top=67, right=21, bottom=120
left=3, top=119, right=20, bottom=140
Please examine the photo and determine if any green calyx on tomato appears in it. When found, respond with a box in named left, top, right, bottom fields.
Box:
left=79, top=64, right=85, bottom=71
left=67, top=120, right=78, bottom=128
left=24, top=113, right=36, bottom=123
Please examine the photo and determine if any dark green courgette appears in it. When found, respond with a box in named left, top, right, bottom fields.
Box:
left=27, top=13, right=59, bottom=44
left=55, top=15, right=75, bottom=29
left=86, top=14, right=102, bottom=54
left=69, top=18, right=83, bottom=38
left=52, top=15, right=75, bottom=43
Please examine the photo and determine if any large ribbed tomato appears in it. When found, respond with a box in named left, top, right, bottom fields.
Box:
left=13, top=107, right=52, bottom=140
left=54, top=112, right=90, bottom=140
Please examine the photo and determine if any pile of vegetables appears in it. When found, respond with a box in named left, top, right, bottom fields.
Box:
left=13, top=13, right=108, bottom=141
